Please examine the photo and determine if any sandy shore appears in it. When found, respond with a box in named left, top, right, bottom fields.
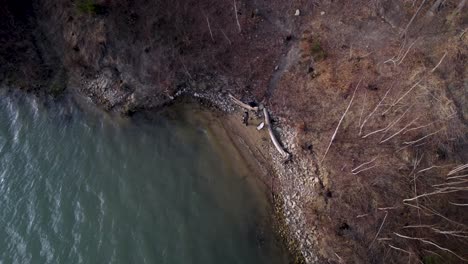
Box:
left=165, top=99, right=318, bottom=264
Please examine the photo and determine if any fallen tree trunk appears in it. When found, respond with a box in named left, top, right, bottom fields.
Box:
left=228, top=94, right=259, bottom=111
left=263, top=108, right=290, bottom=158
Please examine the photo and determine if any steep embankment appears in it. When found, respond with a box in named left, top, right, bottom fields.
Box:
left=19, top=0, right=310, bottom=111
left=1, top=0, right=467, bottom=263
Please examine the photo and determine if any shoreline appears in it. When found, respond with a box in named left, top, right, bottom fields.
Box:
left=77, top=90, right=316, bottom=263
left=211, top=104, right=319, bottom=264
left=161, top=96, right=317, bottom=263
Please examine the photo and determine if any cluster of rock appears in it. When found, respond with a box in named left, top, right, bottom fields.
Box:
left=268, top=124, right=321, bottom=264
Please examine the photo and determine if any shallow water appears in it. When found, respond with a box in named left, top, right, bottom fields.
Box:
left=0, top=91, right=289, bottom=264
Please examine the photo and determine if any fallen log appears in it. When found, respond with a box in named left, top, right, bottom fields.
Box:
left=263, top=108, right=290, bottom=158
left=228, top=94, right=259, bottom=111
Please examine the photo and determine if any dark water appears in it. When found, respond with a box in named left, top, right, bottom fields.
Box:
left=0, top=92, right=288, bottom=264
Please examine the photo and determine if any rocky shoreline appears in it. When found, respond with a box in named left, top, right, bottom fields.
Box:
left=129, top=89, right=324, bottom=264
left=169, top=91, right=322, bottom=264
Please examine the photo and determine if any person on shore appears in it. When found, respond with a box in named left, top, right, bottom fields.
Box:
left=242, top=111, right=249, bottom=126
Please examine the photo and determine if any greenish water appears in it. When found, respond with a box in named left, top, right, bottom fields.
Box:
left=0, top=91, right=289, bottom=264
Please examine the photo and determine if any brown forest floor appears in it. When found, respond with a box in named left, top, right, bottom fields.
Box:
left=266, top=1, right=468, bottom=263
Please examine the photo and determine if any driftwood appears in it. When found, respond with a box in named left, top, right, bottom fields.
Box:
left=257, top=122, right=265, bottom=130
left=228, top=94, right=288, bottom=158
left=228, top=94, right=259, bottom=111
left=263, top=108, right=290, bottom=158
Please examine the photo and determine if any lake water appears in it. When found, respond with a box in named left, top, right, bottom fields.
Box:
left=0, top=91, right=289, bottom=264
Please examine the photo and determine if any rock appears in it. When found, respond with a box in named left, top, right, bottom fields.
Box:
left=320, top=11, right=325, bottom=15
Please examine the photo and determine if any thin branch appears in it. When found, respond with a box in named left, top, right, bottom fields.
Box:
left=411, top=152, right=424, bottom=174
left=352, top=157, right=378, bottom=173
left=377, top=237, right=392, bottom=241
left=363, top=106, right=412, bottom=139
left=358, top=90, right=367, bottom=128
left=403, top=128, right=443, bottom=145
left=404, top=122, right=436, bottom=134
left=450, top=202, right=468, bottom=206
left=403, top=188, right=460, bottom=202
left=448, top=163, right=468, bottom=176
left=220, top=29, right=232, bottom=45
left=204, top=14, right=215, bottom=41
left=233, top=0, right=241, bottom=33
left=334, top=252, right=343, bottom=263
left=403, top=226, right=468, bottom=238
left=378, top=206, right=399, bottom=210
left=415, top=142, right=427, bottom=147
left=179, top=57, right=193, bottom=80
left=404, top=113, right=456, bottom=134
left=384, top=41, right=407, bottom=66
left=382, top=104, right=414, bottom=135
left=404, top=201, right=425, bottom=211
left=403, top=224, right=434, bottom=229
left=414, top=165, right=421, bottom=223
left=360, top=87, right=391, bottom=135
left=321, top=79, right=362, bottom=163
left=447, top=174, right=468, bottom=180
left=362, top=124, right=392, bottom=138
left=430, top=51, right=448, bottom=72
left=393, top=232, right=468, bottom=261
left=432, top=228, right=468, bottom=238
left=369, top=211, right=388, bottom=249
left=403, top=202, right=468, bottom=228
left=381, top=78, right=424, bottom=116
left=401, top=0, right=427, bottom=37
left=380, top=117, right=419, bottom=143
left=433, top=179, right=468, bottom=187
left=353, top=164, right=378, bottom=175
left=412, top=163, right=452, bottom=182
left=388, top=244, right=412, bottom=255
left=418, top=203, right=468, bottom=228
left=417, top=165, right=446, bottom=174
left=433, top=186, right=468, bottom=191
left=398, top=38, right=419, bottom=65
